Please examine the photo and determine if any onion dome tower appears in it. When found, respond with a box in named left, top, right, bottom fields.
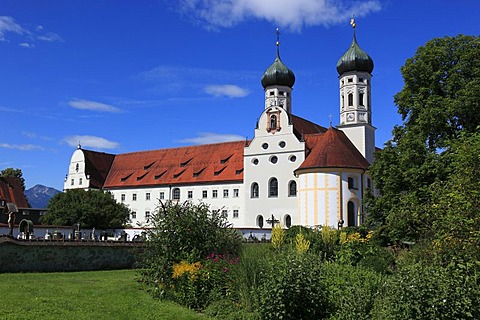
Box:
left=336, top=19, right=376, bottom=164
left=261, top=28, right=295, bottom=113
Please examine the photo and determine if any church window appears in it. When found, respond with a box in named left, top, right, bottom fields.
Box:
left=71, top=179, right=74, bottom=186
left=252, top=158, right=259, bottom=165
left=251, top=182, right=259, bottom=198
left=269, top=178, right=278, bottom=197
left=279, top=91, right=284, bottom=95
left=348, top=177, right=356, bottom=190
left=159, top=192, right=165, bottom=200
left=270, top=115, right=277, bottom=129
left=132, top=193, right=137, bottom=201
left=347, top=201, right=356, bottom=227
left=257, top=215, right=264, bottom=228
left=359, top=93, right=364, bottom=106
left=359, top=78, right=364, bottom=82
left=270, top=156, right=278, bottom=164
left=145, top=211, right=151, bottom=219
left=172, top=188, right=180, bottom=200
left=288, top=180, right=297, bottom=197
left=269, top=91, right=274, bottom=96
left=233, top=210, right=239, bottom=218
left=188, top=191, right=193, bottom=199
left=233, top=188, right=239, bottom=197
left=146, top=192, right=151, bottom=201
left=221, top=210, right=228, bottom=218
left=79, top=178, right=83, bottom=185
left=131, top=211, right=136, bottom=219
left=348, top=78, right=353, bottom=83
left=75, top=163, right=79, bottom=172
left=289, top=155, right=297, bottom=162
left=121, top=194, right=125, bottom=202
left=341, top=95, right=345, bottom=109
left=202, top=190, right=207, bottom=198
left=262, top=143, right=269, bottom=150
left=279, top=141, right=286, bottom=148
left=348, top=93, right=353, bottom=106
left=285, top=214, right=292, bottom=228
left=212, top=190, right=218, bottom=198
left=223, top=189, right=229, bottom=198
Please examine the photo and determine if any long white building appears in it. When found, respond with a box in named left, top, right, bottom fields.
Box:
left=64, top=28, right=376, bottom=234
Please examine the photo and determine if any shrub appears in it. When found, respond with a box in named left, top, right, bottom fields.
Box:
left=139, top=200, right=242, bottom=309
left=372, top=263, right=480, bottom=319
left=257, top=251, right=328, bottom=320
left=321, top=262, right=383, bottom=320
left=271, top=224, right=286, bottom=250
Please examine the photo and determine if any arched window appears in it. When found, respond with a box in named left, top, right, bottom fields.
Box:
left=172, top=188, right=180, bottom=200
left=269, top=178, right=278, bottom=197
left=348, top=93, right=353, bottom=106
left=270, top=115, right=277, bottom=129
left=251, top=182, right=259, bottom=198
left=288, top=180, right=297, bottom=197
left=347, top=201, right=356, bottom=227
left=257, top=215, right=264, bottom=228
left=359, top=92, right=364, bottom=106
left=285, top=214, right=292, bottom=228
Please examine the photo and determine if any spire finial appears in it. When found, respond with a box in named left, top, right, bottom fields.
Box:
left=275, top=27, right=280, bottom=57
left=350, top=16, right=356, bottom=29
left=329, top=113, right=333, bottom=127
left=77, top=141, right=81, bottom=149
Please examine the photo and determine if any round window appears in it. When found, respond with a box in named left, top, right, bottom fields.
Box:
left=252, top=158, right=259, bottom=165
left=262, top=143, right=269, bottom=150
left=270, top=156, right=278, bottom=164
left=289, top=155, right=297, bottom=162
left=279, top=141, right=286, bottom=148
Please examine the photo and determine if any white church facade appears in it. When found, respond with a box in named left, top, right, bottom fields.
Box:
left=64, top=28, right=376, bottom=234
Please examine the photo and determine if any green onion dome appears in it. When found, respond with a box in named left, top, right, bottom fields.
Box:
left=336, top=32, right=374, bottom=75
left=261, top=51, right=296, bottom=89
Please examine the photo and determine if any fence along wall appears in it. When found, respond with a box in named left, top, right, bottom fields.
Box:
left=0, top=236, right=144, bottom=273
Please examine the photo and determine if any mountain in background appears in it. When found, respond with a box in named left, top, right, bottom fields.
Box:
left=25, top=184, right=61, bottom=209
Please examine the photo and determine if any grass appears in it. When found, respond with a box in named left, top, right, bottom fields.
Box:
left=0, top=269, right=209, bottom=320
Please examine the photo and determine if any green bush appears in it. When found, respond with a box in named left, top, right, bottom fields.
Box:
left=139, top=200, right=242, bottom=309
left=257, top=251, right=328, bottom=320
left=321, top=262, right=383, bottom=320
left=372, top=263, right=480, bottom=320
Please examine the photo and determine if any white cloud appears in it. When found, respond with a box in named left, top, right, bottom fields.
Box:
left=63, top=135, right=119, bottom=150
left=19, top=42, right=34, bottom=48
left=178, top=132, right=245, bottom=145
left=68, top=99, right=121, bottom=113
left=36, top=32, right=62, bottom=42
left=0, top=16, right=24, bottom=41
left=0, top=143, right=45, bottom=151
left=177, top=0, right=381, bottom=31
left=204, top=84, right=249, bottom=98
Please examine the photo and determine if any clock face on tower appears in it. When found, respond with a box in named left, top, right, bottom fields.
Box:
left=347, top=113, right=355, bottom=122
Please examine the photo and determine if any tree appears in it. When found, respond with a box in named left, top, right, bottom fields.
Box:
left=366, top=35, right=480, bottom=242
left=1, top=168, right=26, bottom=191
left=42, top=189, right=130, bottom=229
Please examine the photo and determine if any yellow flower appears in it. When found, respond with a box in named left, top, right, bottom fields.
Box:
left=172, top=260, right=202, bottom=279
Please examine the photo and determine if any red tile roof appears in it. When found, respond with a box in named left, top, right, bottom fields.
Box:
left=82, top=150, right=116, bottom=189
left=290, top=114, right=328, bottom=139
left=0, top=177, right=29, bottom=208
left=103, top=140, right=247, bottom=188
left=296, top=127, right=370, bottom=172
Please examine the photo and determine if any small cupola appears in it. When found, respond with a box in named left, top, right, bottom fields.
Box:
left=336, top=25, right=374, bottom=75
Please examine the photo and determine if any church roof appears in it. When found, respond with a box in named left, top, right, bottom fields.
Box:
left=261, top=49, right=295, bottom=88
left=336, top=31, right=374, bottom=75
left=103, top=140, right=246, bottom=188
left=0, top=176, right=29, bottom=208
left=296, top=127, right=370, bottom=172
left=290, top=114, right=328, bottom=139
left=82, top=150, right=116, bottom=189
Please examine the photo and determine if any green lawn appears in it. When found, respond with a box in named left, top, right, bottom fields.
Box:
left=0, top=269, right=209, bottom=320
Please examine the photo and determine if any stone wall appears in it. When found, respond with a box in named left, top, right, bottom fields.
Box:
left=0, top=236, right=144, bottom=273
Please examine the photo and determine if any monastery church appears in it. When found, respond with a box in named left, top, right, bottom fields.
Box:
left=64, top=27, right=376, bottom=234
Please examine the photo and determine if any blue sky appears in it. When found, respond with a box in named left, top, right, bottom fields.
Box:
left=1, top=0, right=479, bottom=191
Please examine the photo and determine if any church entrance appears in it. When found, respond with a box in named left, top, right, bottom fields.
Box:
left=347, top=201, right=356, bottom=227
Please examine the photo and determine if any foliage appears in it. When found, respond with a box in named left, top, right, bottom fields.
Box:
left=270, top=224, right=285, bottom=250
left=257, top=251, right=328, bottom=320
left=0, top=167, right=27, bottom=191
left=295, top=231, right=310, bottom=254
left=321, top=262, right=384, bottom=320
left=366, top=35, right=480, bottom=242
left=43, top=189, right=130, bottom=228
left=0, top=270, right=208, bottom=320
left=372, top=263, right=480, bottom=320
left=140, top=200, right=242, bottom=310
